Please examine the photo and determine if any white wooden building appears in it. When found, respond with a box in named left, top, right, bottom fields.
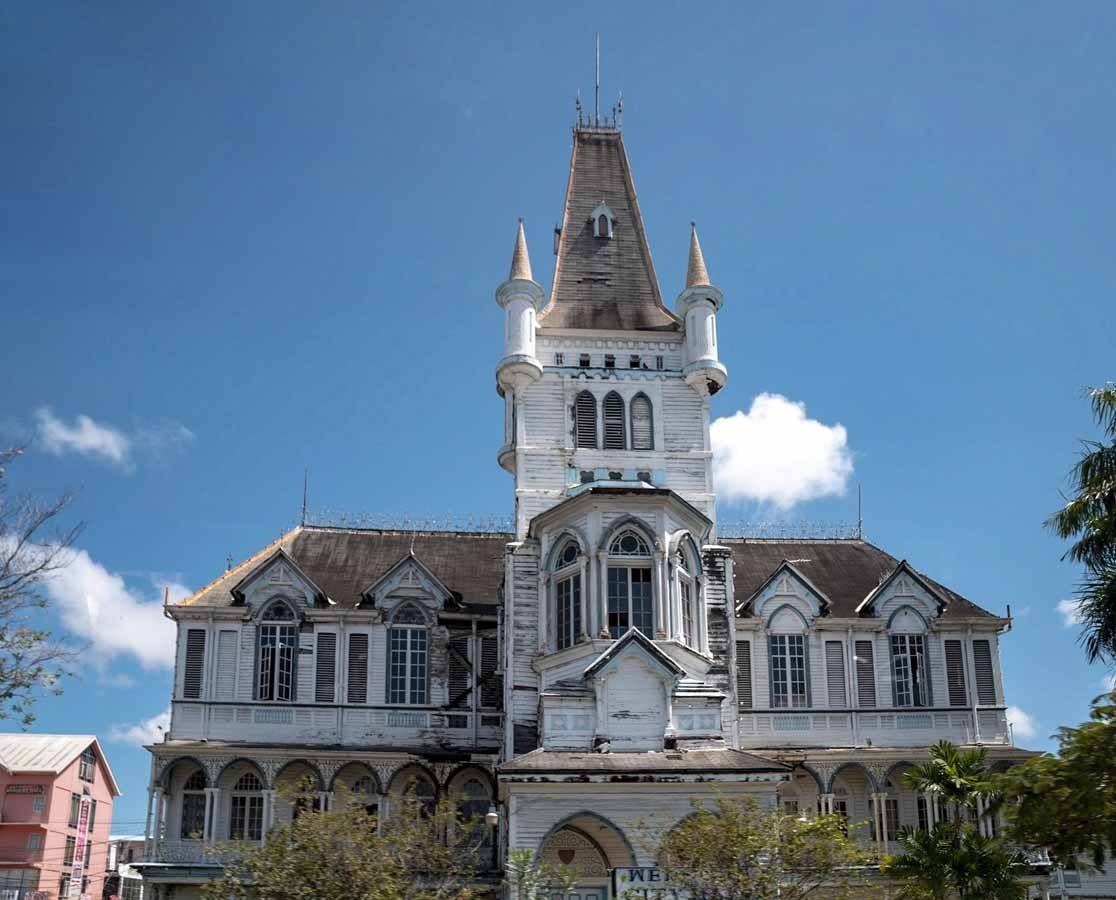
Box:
left=135, top=110, right=1037, bottom=899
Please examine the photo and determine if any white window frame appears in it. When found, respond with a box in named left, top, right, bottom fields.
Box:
left=387, top=604, right=429, bottom=705
left=552, top=541, right=583, bottom=652
left=606, top=531, right=654, bottom=639
left=891, top=633, right=931, bottom=708
left=256, top=601, right=298, bottom=702
left=769, top=632, right=809, bottom=709
left=229, top=772, right=264, bottom=841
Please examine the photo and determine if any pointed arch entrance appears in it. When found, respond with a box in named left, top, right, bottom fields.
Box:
left=537, top=813, right=634, bottom=900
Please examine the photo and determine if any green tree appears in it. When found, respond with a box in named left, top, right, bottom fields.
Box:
left=0, top=447, right=80, bottom=726
left=1047, top=383, right=1116, bottom=663
left=996, top=691, right=1116, bottom=870
left=504, top=848, right=577, bottom=900
left=882, top=741, right=1025, bottom=900
left=654, top=796, right=867, bottom=900
left=203, top=790, right=484, bottom=900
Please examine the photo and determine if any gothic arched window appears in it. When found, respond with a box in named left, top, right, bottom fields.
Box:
left=574, top=391, right=597, bottom=449
left=552, top=540, right=582, bottom=651
left=677, top=537, right=701, bottom=649
left=258, top=601, right=297, bottom=702
left=606, top=530, right=654, bottom=639
left=387, top=603, right=428, bottom=705
left=229, top=772, right=264, bottom=841
left=180, top=769, right=206, bottom=840
left=603, top=392, right=625, bottom=450
left=630, top=394, right=653, bottom=450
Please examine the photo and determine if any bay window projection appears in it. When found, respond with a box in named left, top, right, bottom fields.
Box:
left=553, top=542, right=582, bottom=651
left=607, top=531, right=654, bottom=638
left=257, top=601, right=297, bottom=702
left=891, top=633, right=931, bottom=707
left=387, top=604, right=428, bottom=705
left=769, top=633, right=808, bottom=708
left=229, top=772, right=264, bottom=841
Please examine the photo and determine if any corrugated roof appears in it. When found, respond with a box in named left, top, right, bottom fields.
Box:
left=539, top=128, right=679, bottom=332
left=0, top=734, right=121, bottom=795
left=181, top=526, right=508, bottom=609
left=722, top=539, right=995, bottom=619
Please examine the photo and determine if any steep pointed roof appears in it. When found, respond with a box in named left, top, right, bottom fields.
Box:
left=539, top=128, right=679, bottom=331
left=686, top=222, right=711, bottom=287
left=509, top=218, right=533, bottom=281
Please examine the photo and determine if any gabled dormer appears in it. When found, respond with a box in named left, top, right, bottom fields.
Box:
left=359, top=552, right=458, bottom=616
left=855, top=560, right=947, bottom=622
left=741, top=559, right=832, bottom=622
left=230, top=548, right=327, bottom=611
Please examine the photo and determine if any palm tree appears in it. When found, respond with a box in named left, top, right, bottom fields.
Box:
left=903, top=740, right=994, bottom=822
left=1047, top=384, right=1116, bottom=664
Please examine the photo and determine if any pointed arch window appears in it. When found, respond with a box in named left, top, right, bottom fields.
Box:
left=552, top=541, right=582, bottom=651
left=603, top=392, right=626, bottom=450
left=180, top=769, right=206, bottom=840
left=630, top=394, right=653, bottom=450
left=258, top=601, right=297, bottom=702
left=591, top=202, right=615, bottom=239
left=607, top=530, right=654, bottom=639
left=387, top=603, right=428, bottom=705
left=574, top=391, right=597, bottom=449
left=677, top=538, right=701, bottom=649
left=229, top=772, right=264, bottom=841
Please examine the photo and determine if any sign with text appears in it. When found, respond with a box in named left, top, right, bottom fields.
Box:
left=67, top=795, right=93, bottom=900
left=613, top=867, right=689, bottom=900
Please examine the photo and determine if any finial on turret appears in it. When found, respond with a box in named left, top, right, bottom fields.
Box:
left=685, top=222, right=711, bottom=288
left=509, top=218, right=533, bottom=281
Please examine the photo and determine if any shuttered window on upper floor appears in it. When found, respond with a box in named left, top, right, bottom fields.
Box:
left=479, top=633, right=501, bottom=709
left=603, top=392, right=625, bottom=449
left=183, top=629, right=206, bottom=699
left=945, top=639, right=968, bottom=706
left=972, top=639, right=996, bottom=704
left=825, top=641, right=847, bottom=707
left=630, top=394, right=653, bottom=450
left=448, top=636, right=471, bottom=709
left=574, top=391, right=597, bottom=449
left=347, top=633, right=369, bottom=704
left=736, top=639, right=752, bottom=709
left=855, top=640, right=876, bottom=708
left=215, top=629, right=238, bottom=701
left=315, top=632, right=337, bottom=703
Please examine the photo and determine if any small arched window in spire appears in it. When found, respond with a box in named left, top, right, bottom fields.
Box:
left=603, top=392, right=626, bottom=450
left=630, top=394, right=653, bottom=450
left=591, top=202, right=615, bottom=239
left=574, top=391, right=597, bottom=449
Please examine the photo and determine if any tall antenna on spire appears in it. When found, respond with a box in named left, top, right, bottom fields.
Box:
left=595, top=32, right=600, bottom=126
left=301, top=467, right=309, bottom=526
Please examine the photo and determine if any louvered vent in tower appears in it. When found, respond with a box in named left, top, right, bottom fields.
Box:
left=603, top=392, right=625, bottom=449
left=630, top=394, right=652, bottom=450
left=575, top=391, right=597, bottom=449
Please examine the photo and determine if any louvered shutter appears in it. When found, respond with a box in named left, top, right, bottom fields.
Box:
left=855, top=640, right=876, bottom=707
left=825, top=641, right=847, bottom=707
left=972, top=639, right=996, bottom=704
left=945, top=640, right=967, bottom=706
left=315, top=633, right=336, bottom=703
left=214, top=630, right=237, bottom=700
left=735, top=640, right=752, bottom=709
left=603, top=393, right=625, bottom=449
left=347, top=634, right=369, bottom=704
left=183, top=629, right=206, bottom=699
left=448, top=637, right=471, bottom=709
left=479, top=634, right=501, bottom=708
left=631, top=395, right=652, bottom=450
left=575, top=392, right=597, bottom=448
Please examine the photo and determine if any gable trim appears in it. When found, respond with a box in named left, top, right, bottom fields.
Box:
left=855, top=560, right=949, bottom=617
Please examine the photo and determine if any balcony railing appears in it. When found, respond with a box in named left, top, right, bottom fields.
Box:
left=0, top=846, right=43, bottom=864
left=169, top=701, right=503, bottom=748
left=145, top=840, right=239, bottom=865
left=739, top=707, right=1010, bottom=748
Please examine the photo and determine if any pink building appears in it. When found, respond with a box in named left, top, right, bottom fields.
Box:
left=0, top=735, right=120, bottom=900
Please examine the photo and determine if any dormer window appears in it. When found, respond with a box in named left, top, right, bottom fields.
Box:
left=591, top=202, right=615, bottom=239
left=257, top=600, right=298, bottom=702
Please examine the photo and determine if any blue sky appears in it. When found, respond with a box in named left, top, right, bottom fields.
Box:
left=2, top=1, right=1115, bottom=829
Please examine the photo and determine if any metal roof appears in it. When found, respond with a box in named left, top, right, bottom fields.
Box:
left=0, top=733, right=121, bottom=795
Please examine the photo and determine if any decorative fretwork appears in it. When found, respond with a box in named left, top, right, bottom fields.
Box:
left=540, top=828, right=609, bottom=878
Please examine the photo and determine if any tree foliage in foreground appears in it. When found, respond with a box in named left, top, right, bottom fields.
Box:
left=655, top=796, right=866, bottom=900
left=202, top=792, right=483, bottom=900
left=0, top=447, right=80, bottom=725
left=1047, top=383, right=1116, bottom=663
left=881, top=741, right=1025, bottom=900
left=996, top=691, right=1116, bottom=871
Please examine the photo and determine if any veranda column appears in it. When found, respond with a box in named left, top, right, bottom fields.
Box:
left=260, top=790, right=276, bottom=845
left=870, top=793, right=883, bottom=857
left=879, top=793, right=890, bottom=853
left=596, top=550, right=609, bottom=638
left=202, top=787, right=218, bottom=845
left=318, top=791, right=331, bottom=812
left=577, top=555, right=589, bottom=641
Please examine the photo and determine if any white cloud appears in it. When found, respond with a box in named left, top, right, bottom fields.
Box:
left=41, top=548, right=185, bottom=670
left=35, top=408, right=131, bottom=466
left=33, top=408, right=195, bottom=471
left=1057, top=598, right=1083, bottom=628
left=1006, top=706, right=1039, bottom=742
left=109, top=706, right=170, bottom=747
left=710, top=393, right=854, bottom=510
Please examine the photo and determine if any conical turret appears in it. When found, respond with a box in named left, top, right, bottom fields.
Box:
left=685, top=223, right=711, bottom=288
left=509, top=218, right=533, bottom=282
left=676, top=223, right=727, bottom=396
